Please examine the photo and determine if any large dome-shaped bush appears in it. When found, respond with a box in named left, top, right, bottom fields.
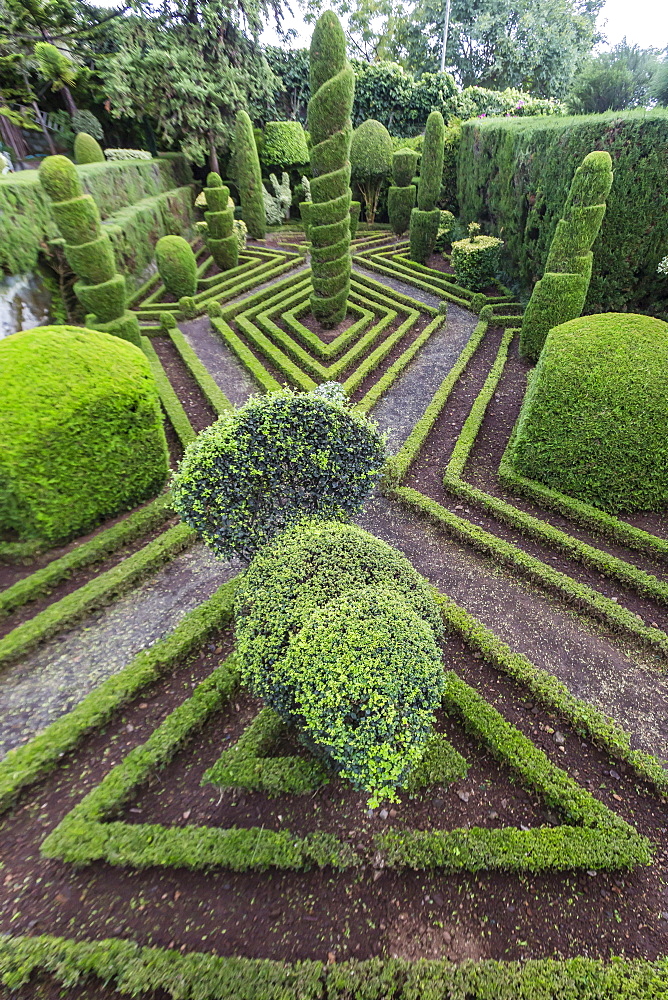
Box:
left=170, top=388, right=386, bottom=560
left=0, top=326, right=169, bottom=544
left=508, top=312, right=668, bottom=512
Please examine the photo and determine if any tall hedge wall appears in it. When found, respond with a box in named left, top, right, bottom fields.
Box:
left=457, top=109, right=668, bottom=318
left=0, top=154, right=193, bottom=278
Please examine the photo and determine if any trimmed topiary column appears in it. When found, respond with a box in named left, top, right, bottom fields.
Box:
left=235, top=110, right=266, bottom=240
left=409, top=111, right=445, bottom=263
left=388, top=147, right=418, bottom=236
left=155, top=235, right=197, bottom=298
left=307, top=10, right=355, bottom=327
left=260, top=121, right=309, bottom=171
left=203, top=171, right=238, bottom=271
left=350, top=119, right=393, bottom=224
left=349, top=201, right=361, bottom=239
left=38, top=155, right=141, bottom=346
left=519, top=150, right=613, bottom=362
left=73, top=132, right=104, bottom=164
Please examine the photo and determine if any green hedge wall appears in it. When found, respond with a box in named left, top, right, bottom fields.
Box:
left=457, top=109, right=668, bottom=318
left=0, top=154, right=193, bottom=278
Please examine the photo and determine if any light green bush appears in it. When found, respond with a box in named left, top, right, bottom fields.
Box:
left=350, top=119, right=393, bottom=224
left=155, top=235, right=197, bottom=298
left=235, top=110, right=266, bottom=239
left=260, top=121, right=309, bottom=169
left=409, top=110, right=445, bottom=263
left=73, top=133, right=105, bottom=165
left=451, top=223, right=504, bottom=290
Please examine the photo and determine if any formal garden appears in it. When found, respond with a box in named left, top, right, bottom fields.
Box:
left=1, top=0, right=668, bottom=994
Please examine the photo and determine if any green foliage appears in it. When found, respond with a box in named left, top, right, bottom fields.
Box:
left=451, top=231, right=504, bottom=291
left=409, top=207, right=439, bottom=264
left=350, top=118, right=393, bottom=223
left=0, top=326, right=168, bottom=545
left=71, top=110, right=104, bottom=141
left=170, top=388, right=386, bottom=561
left=104, top=148, right=152, bottom=161
left=388, top=185, right=415, bottom=235
left=263, top=171, right=292, bottom=225
left=519, top=150, right=613, bottom=360
left=569, top=42, right=661, bottom=114
left=349, top=200, right=361, bottom=239
left=652, top=59, right=668, bottom=105
left=393, top=147, right=419, bottom=188
left=457, top=110, right=668, bottom=318
left=155, top=235, right=197, bottom=298
left=416, top=110, right=444, bottom=212
left=434, top=209, right=457, bottom=250
left=510, top=312, right=668, bottom=513
left=204, top=174, right=238, bottom=270
left=307, top=11, right=354, bottom=326
left=33, top=40, right=77, bottom=93
left=73, top=132, right=104, bottom=164
left=273, top=586, right=445, bottom=805
left=260, top=120, right=309, bottom=168
left=235, top=109, right=266, bottom=239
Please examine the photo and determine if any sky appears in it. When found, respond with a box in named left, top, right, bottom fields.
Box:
left=259, top=0, right=668, bottom=52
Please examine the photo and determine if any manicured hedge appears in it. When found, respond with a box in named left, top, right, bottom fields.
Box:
left=0, top=326, right=169, bottom=544
left=457, top=109, right=668, bottom=317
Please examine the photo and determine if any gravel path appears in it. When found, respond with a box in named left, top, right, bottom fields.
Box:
left=357, top=493, right=668, bottom=763
left=0, top=544, right=240, bottom=759
left=180, top=318, right=257, bottom=407
left=353, top=264, right=441, bottom=309
left=369, top=305, right=478, bottom=454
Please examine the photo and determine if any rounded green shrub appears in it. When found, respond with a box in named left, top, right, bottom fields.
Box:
left=235, top=110, right=266, bottom=239
left=73, top=132, right=105, bottom=165
left=170, top=388, right=386, bottom=561
left=39, top=154, right=82, bottom=202
left=508, top=312, right=668, bottom=513
left=393, top=148, right=419, bottom=189
left=307, top=11, right=355, bottom=326
left=203, top=174, right=238, bottom=271
left=0, top=326, right=169, bottom=544
left=349, top=200, right=361, bottom=239
left=274, top=586, right=445, bottom=804
left=261, top=121, right=309, bottom=169
left=388, top=186, right=415, bottom=236
left=155, top=235, right=198, bottom=298
left=451, top=227, right=503, bottom=291
left=351, top=119, right=393, bottom=224
left=409, top=207, right=440, bottom=264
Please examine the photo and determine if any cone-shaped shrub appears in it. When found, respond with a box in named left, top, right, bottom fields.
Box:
left=155, top=235, right=197, bottom=298
left=203, top=171, right=238, bottom=271
left=235, top=110, right=266, bottom=239
left=38, top=155, right=140, bottom=346
left=409, top=111, right=445, bottom=263
left=73, top=132, right=104, bottom=164
left=351, top=119, right=392, bottom=224
left=388, top=148, right=418, bottom=236
left=307, top=11, right=355, bottom=327
left=519, top=151, right=613, bottom=362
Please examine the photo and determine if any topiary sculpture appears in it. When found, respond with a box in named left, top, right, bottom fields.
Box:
left=235, top=110, right=266, bottom=240
left=263, top=171, right=292, bottom=224
left=409, top=110, right=445, bottom=263
left=388, top=147, right=419, bottom=236
left=350, top=119, right=393, bottom=224
left=349, top=200, right=361, bottom=239
left=38, top=155, right=141, bottom=346
left=508, top=312, right=668, bottom=513
left=170, top=386, right=385, bottom=562
left=307, top=10, right=355, bottom=327
left=519, top=150, right=613, bottom=362
left=235, top=520, right=445, bottom=806
left=73, top=132, right=104, bottom=165
left=203, top=171, right=238, bottom=271
left=155, top=235, right=197, bottom=299
left=0, top=325, right=169, bottom=545
left=260, top=121, right=309, bottom=170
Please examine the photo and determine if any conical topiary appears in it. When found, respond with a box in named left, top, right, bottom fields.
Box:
left=203, top=171, right=238, bottom=271
left=155, top=235, right=198, bottom=298
left=74, top=132, right=105, bottom=165
left=307, top=10, right=355, bottom=327
left=519, top=151, right=613, bottom=362
left=388, top=148, right=418, bottom=236
left=38, top=155, right=140, bottom=346
left=235, top=110, right=266, bottom=239
left=409, top=111, right=444, bottom=263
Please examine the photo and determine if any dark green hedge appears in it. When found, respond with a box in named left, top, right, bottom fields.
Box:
left=457, top=109, right=668, bottom=318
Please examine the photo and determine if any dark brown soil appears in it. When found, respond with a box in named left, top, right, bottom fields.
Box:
left=0, top=628, right=666, bottom=965
left=151, top=337, right=218, bottom=433
left=0, top=519, right=178, bottom=640
left=298, top=309, right=357, bottom=344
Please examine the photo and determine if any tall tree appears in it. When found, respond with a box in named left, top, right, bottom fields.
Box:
left=568, top=39, right=661, bottom=112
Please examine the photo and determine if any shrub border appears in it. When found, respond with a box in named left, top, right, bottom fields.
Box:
left=141, top=336, right=196, bottom=447
left=167, top=328, right=232, bottom=415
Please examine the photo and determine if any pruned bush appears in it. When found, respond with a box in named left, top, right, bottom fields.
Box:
left=351, top=119, right=393, bottom=223
left=0, top=326, right=168, bottom=544
left=155, top=235, right=197, bottom=298
left=409, top=110, right=445, bottom=262
left=451, top=223, right=503, bottom=290
left=349, top=201, right=361, bottom=239
left=235, top=110, right=266, bottom=239
left=71, top=110, right=103, bottom=142
left=508, top=312, right=668, bottom=513
left=261, top=121, right=309, bottom=169
left=204, top=171, right=238, bottom=270
left=170, top=388, right=386, bottom=560
left=73, top=132, right=105, bottom=165
left=104, top=148, right=152, bottom=161
left=388, top=148, right=419, bottom=236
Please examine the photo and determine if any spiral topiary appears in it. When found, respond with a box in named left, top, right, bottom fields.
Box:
left=519, top=151, right=613, bottom=362
left=409, top=111, right=445, bottom=263
left=73, top=132, right=104, bottom=165
left=203, top=171, right=238, bottom=271
left=307, top=10, right=355, bottom=327
left=235, top=110, right=266, bottom=239
left=155, top=235, right=197, bottom=298
left=388, top=147, right=419, bottom=236
left=38, top=155, right=140, bottom=346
